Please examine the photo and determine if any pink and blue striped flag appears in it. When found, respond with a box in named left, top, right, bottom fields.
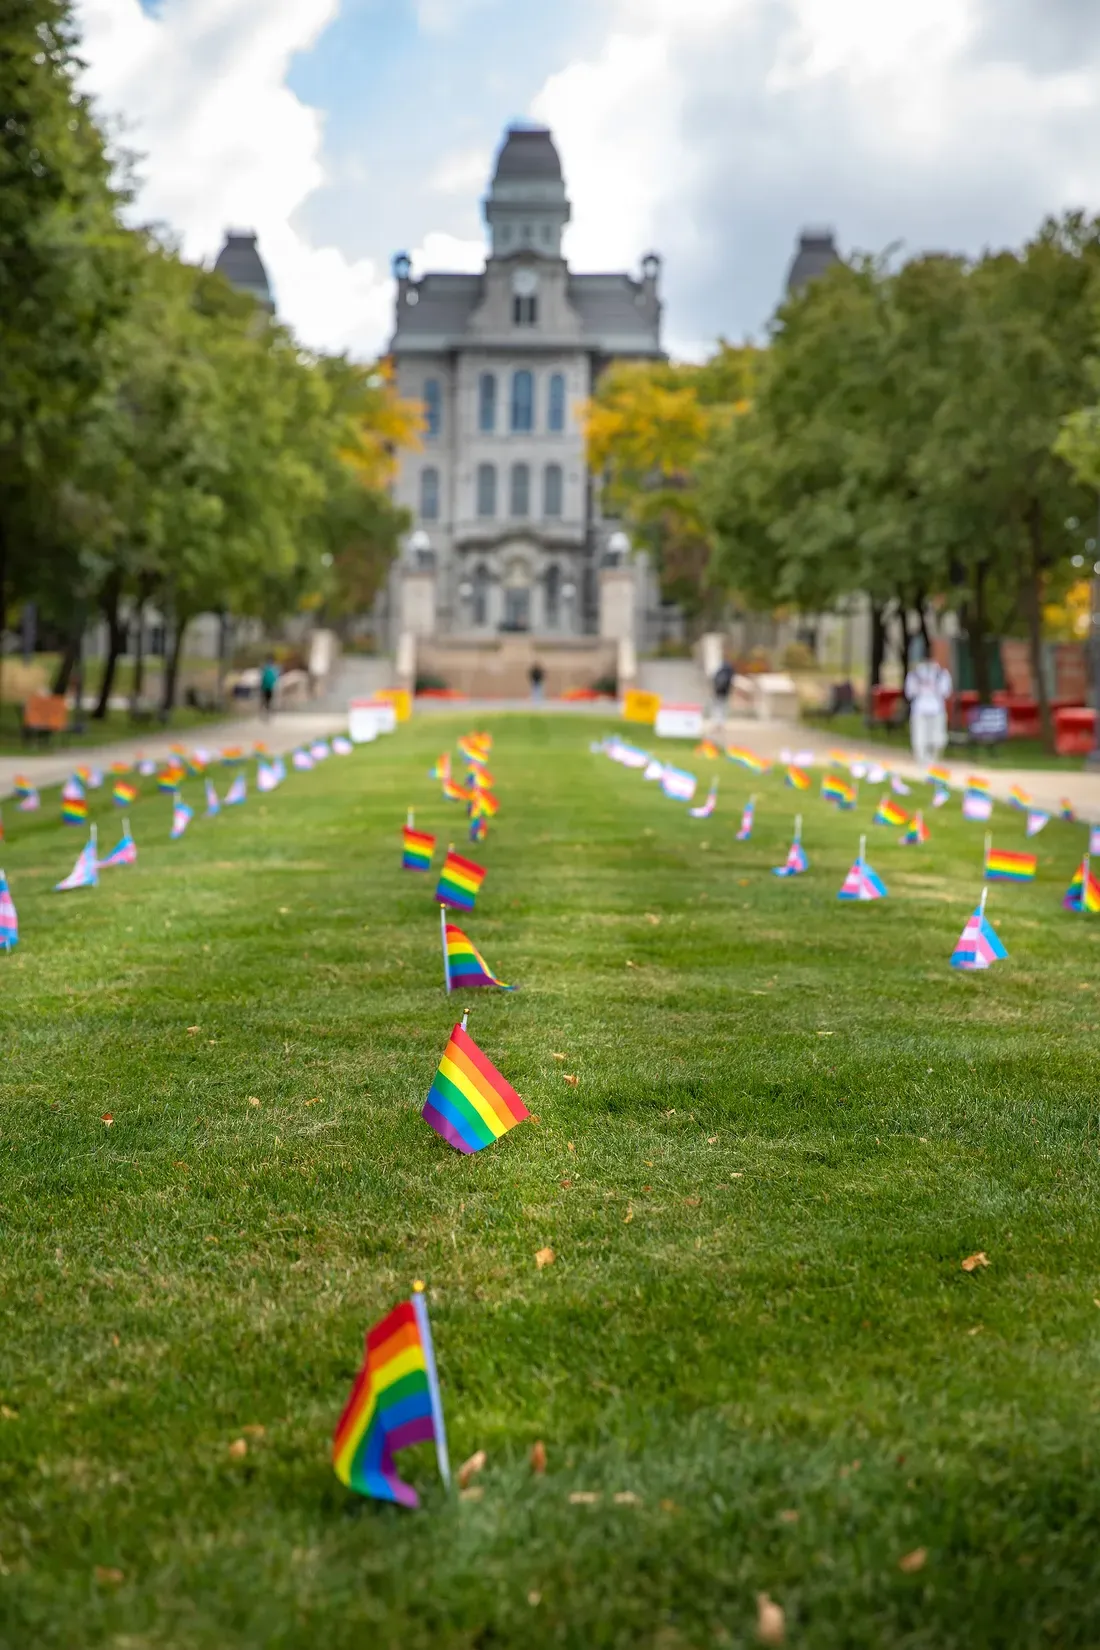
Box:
left=950, top=898, right=1007, bottom=970
left=205, top=778, right=221, bottom=817
left=0, top=869, right=17, bottom=952
left=170, top=798, right=193, bottom=840
left=736, top=799, right=755, bottom=841
left=225, top=774, right=246, bottom=806
left=56, top=834, right=99, bottom=892
left=99, top=822, right=137, bottom=868
left=689, top=782, right=717, bottom=819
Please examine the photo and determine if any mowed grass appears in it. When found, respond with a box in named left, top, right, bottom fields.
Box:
left=3, top=714, right=1100, bottom=1649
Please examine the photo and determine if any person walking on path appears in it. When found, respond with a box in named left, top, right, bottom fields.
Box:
left=711, top=657, right=734, bottom=730
left=904, top=639, right=952, bottom=767
left=529, top=662, right=545, bottom=704
left=260, top=656, right=280, bottom=720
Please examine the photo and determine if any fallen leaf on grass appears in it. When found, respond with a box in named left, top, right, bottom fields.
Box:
left=567, top=1141, right=576, bottom=1152
left=569, top=1491, right=600, bottom=1505
left=684, top=1195, right=701, bottom=1208
left=560, top=1178, right=573, bottom=1189
left=458, top=1450, right=486, bottom=1488
left=614, top=1491, right=641, bottom=1505
left=899, top=1548, right=927, bottom=1573
left=95, top=1567, right=124, bottom=1587
left=101, top=1114, right=114, bottom=1127
left=563, top=1074, right=579, bottom=1087
left=0, top=1406, right=18, bottom=1421
left=459, top=1486, right=483, bottom=1502
left=551, top=1052, right=566, bottom=1061
left=228, top=1439, right=248, bottom=1459
left=623, top=1205, right=634, bottom=1224
left=707, top=1136, right=718, bottom=1144
left=645, top=913, right=661, bottom=925
left=242, top=1424, right=266, bottom=1439
left=530, top=1441, right=547, bottom=1474
left=305, top=1098, right=321, bottom=1107
left=626, top=959, right=637, bottom=969
left=186, top=1026, right=200, bottom=1035
left=535, top=1247, right=555, bottom=1269
left=961, top=1252, right=990, bottom=1272
left=248, top=1097, right=261, bottom=1108
left=730, top=1172, right=743, bottom=1178
left=756, top=1592, right=785, bottom=1645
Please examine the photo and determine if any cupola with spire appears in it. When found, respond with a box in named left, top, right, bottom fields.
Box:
left=483, top=123, right=571, bottom=261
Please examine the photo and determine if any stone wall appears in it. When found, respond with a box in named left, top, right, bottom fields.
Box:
left=417, top=634, right=615, bottom=698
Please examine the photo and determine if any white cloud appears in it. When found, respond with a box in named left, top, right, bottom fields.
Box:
left=75, top=0, right=395, bottom=358
left=429, top=146, right=493, bottom=197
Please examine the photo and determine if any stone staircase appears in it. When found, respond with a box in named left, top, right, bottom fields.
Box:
left=309, top=655, right=395, bottom=713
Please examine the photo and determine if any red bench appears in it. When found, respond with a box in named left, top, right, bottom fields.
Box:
left=1055, top=707, right=1096, bottom=757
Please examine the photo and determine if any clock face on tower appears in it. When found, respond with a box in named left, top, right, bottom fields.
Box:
left=511, top=267, right=539, bottom=298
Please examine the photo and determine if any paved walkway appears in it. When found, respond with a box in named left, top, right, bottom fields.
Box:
left=0, top=713, right=346, bottom=799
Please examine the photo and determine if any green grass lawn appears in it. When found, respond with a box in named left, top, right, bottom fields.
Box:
left=0, top=701, right=229, bottom=757
left=4, top=716, right=1100, bottom=1648
left=804, top=710, right=1089, bottom=771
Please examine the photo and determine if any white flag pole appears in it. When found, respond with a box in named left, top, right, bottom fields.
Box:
left=794, top=813, right=802, bottom=844
left=858, top=833, right=866, bottom=867
left=407, top=807, right=414, bottom=829
left=979, top=886, right=988, bottom=918
left=411, top=1283, right=451, bottom=1490
left=1084, top=852, right=1091, bottom=917
left=984, top=830, right=992, bottom=871
left=440, top=904, right=451, bottom=994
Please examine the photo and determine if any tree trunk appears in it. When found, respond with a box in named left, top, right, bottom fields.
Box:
left=160, top=615, right=188, bottom=716
left=1023, top=502, right=1053, bottom=750
left=968, top=561, right=992, bottom=707
left=0, top=516, right=7, bottom=736
left=131, top=602, right=145, bottom=709
left=93, top=572, right=126, bottom=720
left=867, top=600, right=888, bottom=698
left=52, top=623, right=82, bottom=696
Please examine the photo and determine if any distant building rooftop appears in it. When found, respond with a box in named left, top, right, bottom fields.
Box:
left=213, top=230, right=274, bottom=312
left=785, top=229, right=841, bottom=296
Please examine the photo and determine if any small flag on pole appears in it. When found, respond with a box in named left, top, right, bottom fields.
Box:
left=469, top=814, right=487, bottom=844
left=430, top=753, right=452, bottom=782
left=435, top=850, right=486, bottom=911
left=224, top=774, right=246, bottom=806
left=1061, top=799, right=1076, bottom=823
left=1009, top=785, right=1032, bottom=810
left=256, top=762, right=278, bottom=792
left=332, top=736, right=353, bottom=756
left=837, top=836, right=887, bottom=901
left=932, top=786, right=950, bottom=809
left=1064, top=856, right=1100, bottom=913
left=928, top=764, right=951, bottom=788
left=726, top=747, right=769, bottom=773
left=901, top=811, right=929, bottom=845
left=310, top=741, right=331, bottom=761
left=17, top=787, right=40, bottom=812
left=422, top=1021, right=528, bottom=1154
left=158, top=764, right=185, bottom=794
left=890, top=774, right=910, bottom=796
left=773, top=817, right=808, bottom=877
left=821, top=774, right=855, bottom=807
left=99, top=820, right=137, bottom=868
left=984, top=845, right=1037, bottom=882
left=170, top=797, right=193, bottom=840
left=785, top=765, right=811, bottom=791
left=694, top=739, right=720, bottom=759
left=661, top=766, right=697, bottom=801
left=1089, top=826, right=1100, bottom=856
left=950, top=890, right=1008, bottom=969
left=1025, top=810, right=1049, bottom=838
left=402, top=825, right=436, bottom=870
left=56, top=830, right=99, bottom=892
left=442, top=777, right=469, bottom=803
left=736, top=798, right=755, bottom=841
left=332, top=1285, right=450, bottom=1508
left=689, top=781, right=718, bottom=819
left=442, top=918, right=513, bottom=990
left=962, top=790, right=994, bottom=822
left=0, top=870, right=18, bottom=952
left=292, top=749, right=314, bottom=771
left=113, top=780, right=138, bottom=806
left=873, top=796, right=908, bottom=827
left=205, top=778, right=221, bottom=817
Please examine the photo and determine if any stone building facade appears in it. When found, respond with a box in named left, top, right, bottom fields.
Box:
left=385, top=124, right=664, bottom=645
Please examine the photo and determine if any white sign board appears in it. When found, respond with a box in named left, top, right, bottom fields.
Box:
left=348, top=698, right=398, bottom=742
left=655, top=703, right=704, bottom=740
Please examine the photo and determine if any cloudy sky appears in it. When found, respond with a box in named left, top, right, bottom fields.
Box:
left=75, top=0, right=1100, bottom=361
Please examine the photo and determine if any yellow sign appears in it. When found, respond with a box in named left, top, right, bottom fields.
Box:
left=376, top=687, right=412, bottom=723
left=622, top=689, right=660, bottom=726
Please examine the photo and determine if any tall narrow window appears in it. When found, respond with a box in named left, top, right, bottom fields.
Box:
left=545, top=564, right=561, bottom=627
left=423, top=377, right=441, bottom=437
left=510, top=462, right=530, bottom=517
left=476, top=463, right=497, bottom=519
left=548, top=373, right=566, bottom=433
left=511, top=369, right=534, bottom=432
left=473, top=564, right=490, bottom=626
left=513, top=294, right=538, bottom=325
left=478, top=373, right=496, bottom=433
left=543, top=463, right=563, bottom=519
left=419, top=466, right=440, bottom=521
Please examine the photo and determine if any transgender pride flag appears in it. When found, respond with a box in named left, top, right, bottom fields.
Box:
left=661, top=766, right=697, bottom=802
left=99, top=821, right=137, bottom=868
left=950, top=891, right=1007, bottom=970
left=837, top=837, right=887, bottom=901
left=56, top=831, right=99, bottom=892
left=736, top=799, right=755, bottom=841
left=0, top=869, right=17, bottom=952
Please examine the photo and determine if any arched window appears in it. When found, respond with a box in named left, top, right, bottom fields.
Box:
left=476, top=463, right=497, bottom=519
left=473, top=564, right=490, bottom=627
left=545, top=564, right=561, bottom=627
left=543, top=463, right=563, bottom=519
left=548, top=373, right=566, bottom=433
left=423, top=377, right=441, bottom=437
left=511, top=369, right=534, bottom=431
left=510, top=462, right=530, bottom=517
left=478, top=373, right=496, bottom=433
left=419, top=466, right=440, bottom=521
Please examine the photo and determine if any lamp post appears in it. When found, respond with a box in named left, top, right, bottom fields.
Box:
left=408, top=528, right=431, bottom=567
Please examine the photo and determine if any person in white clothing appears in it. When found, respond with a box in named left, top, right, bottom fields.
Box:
left=904, top=640, right=952, bottom=767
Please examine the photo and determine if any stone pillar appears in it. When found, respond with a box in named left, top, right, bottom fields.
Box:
left=400, top=567, right=437, bottom=637
left=599, top=564, right=638, bottom=642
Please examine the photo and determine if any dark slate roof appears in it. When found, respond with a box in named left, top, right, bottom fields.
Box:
left=392, top=273, right=484, bottom=342
left=785, top=229, right=841, bottom=295
left=568, top=275, right=660, bottom=350
left=492, top=125, right=563, bottom=183
left=213, top=231, right=274, bottom=308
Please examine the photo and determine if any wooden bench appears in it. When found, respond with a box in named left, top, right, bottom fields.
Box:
left=21, top=693, right=68, bottom=745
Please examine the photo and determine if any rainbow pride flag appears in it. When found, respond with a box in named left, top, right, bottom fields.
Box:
left=873, top=796, right=908, bottom=827
left=951, top=899, right=1008, bottom=969
left=430, top=753, right=452, bottom=782
left=1064, top=860, right=1100, bottom=913
left=99, top=822, right=137, bottom=869
left=1061, top=799, right=1076, bottom=823
left=928, top=764, right=951, bottom=788
left=468, top=767, right=495, bottom=791
left=435, top=851, right=486, bottom=911
left=822, top=774, right=855, bottom=807
left=61, top=793, right=88, bottom=826
left=13, top=775, right=34, bottom=799
left=112, top=780, right=138, bottom=807
left=458, top=734, right=491, bottom=763
left=422, top=1021, right=528, bottom=1154
left=469, top=813, right=488, bottom=844
left=1009, top=785, right=1032, bottom=810
left=402, top=827, right=436, bottom=871
left=689, top=782, right=718, bottom=819
left=902, top=811, right=929, bottom=845
left=985, top=846, right=1036, bottom=883
left=0, top=870, right=18, bottom=952
left=694, top=739, right=720, bottom=759
left=444, top=922, right=512, bottom=990
left=785, top=765, right=811, bottom=791
left=332, top=1288, right=450, bottom=1507
left=726, top=747, right=769, bottom=774
left=221, top=746, right=245, bottom=766
left=109, top=760, right=132, bottom=777
left=442, top=777, right=469, bottom=803
left=736, top=800, right=755, bottom=841
left=56, top=833, right=98, bottom=892
left=158, top=765, right=185, bottom=794
left=470, top=790, right=499, bottom=818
